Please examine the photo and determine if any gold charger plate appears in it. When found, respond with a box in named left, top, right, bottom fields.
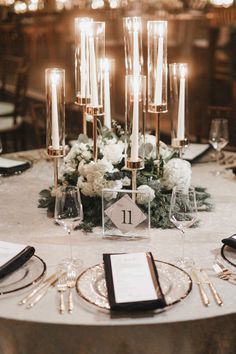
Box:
left=76, top=260, right=192, bottom=311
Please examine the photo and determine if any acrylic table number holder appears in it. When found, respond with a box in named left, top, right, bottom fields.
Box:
left=102, top=188, right=150, bottom=239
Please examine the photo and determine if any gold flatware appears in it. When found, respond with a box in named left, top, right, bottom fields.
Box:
left=213, top=264, right=236, bottom=283
left=67, top=269, right=77, bottom=314
left=200, top=270, right=223, bottom=306
left=192, top=269, right=210, bottom=307
left=57, top=275, right=67, bottom=314
left=26, top=279, right=57, bottom=309
left=19, top=273, right=58, bottom=305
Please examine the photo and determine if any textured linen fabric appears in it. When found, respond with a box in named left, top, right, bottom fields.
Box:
left=0, top=150, right=236, bottom=354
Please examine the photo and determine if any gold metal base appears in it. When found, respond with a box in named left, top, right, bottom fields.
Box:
left=86, top=106, right=104, bottom=116
left=127, top=158, right=144, bottom=170
left=75, top=97, right=91, bottom=106
left=149, top=104, right=168, bottom=114
left=172, top=138, right=189, bottom=148
left=47, top=146, right=65, bottom=157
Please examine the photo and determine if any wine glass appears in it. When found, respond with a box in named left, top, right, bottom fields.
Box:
left=209, top=118, right=229, bottom=176
left=169, top=185, right=198, bottom=269
left=54, top=185, right=83, bottom=269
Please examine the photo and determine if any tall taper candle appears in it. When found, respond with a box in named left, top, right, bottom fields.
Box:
left=104, top=59, right=111, bottom=129
left=51, top=75, right=60, bottom=150
left=131, top=77, right=139, bottom=162
left=89, top=35, right=99, bottom=107
left=177, top=65, right=186, bottom=140
left=154, top=24, right=164, bottom=106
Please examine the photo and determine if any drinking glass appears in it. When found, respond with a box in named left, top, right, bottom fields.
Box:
left=54, top=185, right=83, bottom=269
left=169, top=185, right=198, bottom=269
left=209, top=118, right=229, bottom=176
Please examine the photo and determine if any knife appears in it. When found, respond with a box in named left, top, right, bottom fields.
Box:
left=26, top=277, right=58, bottom=309
left=192, top=269, right=210, bottom=307
left=18, top=273, right=59, bottom=305
left=200, top=269, right=223, bottom=306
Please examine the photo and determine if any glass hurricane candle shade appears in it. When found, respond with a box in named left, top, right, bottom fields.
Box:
left=86, top=21, right=105, bottom=113
left=123, top=17, right=143, bottom=75
left=147, top=21, right=168, bottom=113
left=169, top=63, right=189, bottom=149
left=74, top=17, right=93, bottom=105
left=125, top=75, right=146, bottom=170
left=45, top=68, right=65, bottom=157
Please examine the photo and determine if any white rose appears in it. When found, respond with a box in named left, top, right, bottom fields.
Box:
left=161, top=158, right=192, bottom=190
left=136, top=185, right=155, bottom=205
left=103, top=143, right=124, bottom=165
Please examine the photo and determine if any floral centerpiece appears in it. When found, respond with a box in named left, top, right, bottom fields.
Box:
left=39, top=124, right=213, bottom=232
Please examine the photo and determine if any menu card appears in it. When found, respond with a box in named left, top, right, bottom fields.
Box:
left=0, top=241, right=35, bottom=279
left=0, top=157, right=30, bottom=175
left=103, top=252, right=166, bottom=311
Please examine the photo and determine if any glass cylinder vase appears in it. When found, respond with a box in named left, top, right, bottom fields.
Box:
left=123, top=17, right=143, bottom=75
left=45, top=68, right=65, bottom=157
left=86, top=21, right=105, bottom=115
left=125, top=75, right=146, bottom=170
left=74, top=17, right=93, bottom=105
left=147, top=21, right=168, bottom=113
left=169, top=63, right=189, bottom=150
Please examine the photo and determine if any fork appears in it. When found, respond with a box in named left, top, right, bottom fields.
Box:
left=57, top=276, right=67, bottom=314
left=217, top=262, right=236, bottom=278
left=213, top=264, right=236, bottom=283
left=67, top=269, right=77, bottom=314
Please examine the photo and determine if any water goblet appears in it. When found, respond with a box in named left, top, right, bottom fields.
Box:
left=54, top=185, right=83, bottom=270
left=209, top=118, right=229, bottom=176
left=169, top=185, right=198, bottom=269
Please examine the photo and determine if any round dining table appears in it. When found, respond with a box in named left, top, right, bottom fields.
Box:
left=0, top=149, right=235, bottom=354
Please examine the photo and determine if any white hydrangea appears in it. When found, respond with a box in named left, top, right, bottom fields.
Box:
left=136, top=185, right=155, bottom=205
left=161, top=158, right=192, bottom=190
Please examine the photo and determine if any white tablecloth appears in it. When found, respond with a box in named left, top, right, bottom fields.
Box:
left=0, top=151, right=236, bottom=354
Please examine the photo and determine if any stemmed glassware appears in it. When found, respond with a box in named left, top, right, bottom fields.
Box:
left=169, top=185, right=198, bottom=269
left=209, top=118, right=229, bottom=176
left=54, top=185, right=83, bottom=270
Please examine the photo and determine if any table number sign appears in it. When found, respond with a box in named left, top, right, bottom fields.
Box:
left=102, top=189, right=150, bottom=239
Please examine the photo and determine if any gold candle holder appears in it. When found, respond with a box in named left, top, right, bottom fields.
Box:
left=147, top=21, right=168, bottom=176
left=45, top=68, right=65, bottom=190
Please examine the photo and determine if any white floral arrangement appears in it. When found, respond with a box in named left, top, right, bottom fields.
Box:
left=39, top=130, right=211, bottom=231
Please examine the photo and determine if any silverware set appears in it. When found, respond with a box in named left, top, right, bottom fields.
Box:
left=192, top=268, right=223, bottom=307
left=18, top=270, right=77, bottom=314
